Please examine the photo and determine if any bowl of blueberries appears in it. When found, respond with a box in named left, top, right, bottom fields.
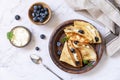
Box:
left=28, top=2, right=52, bottom=25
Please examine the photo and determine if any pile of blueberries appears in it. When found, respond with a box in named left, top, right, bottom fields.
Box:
left=31, top=5, right=49, bottom=23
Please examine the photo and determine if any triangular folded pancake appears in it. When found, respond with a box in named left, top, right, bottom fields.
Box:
left=64, top=26, right=92, bottom=43
left=74, top=21, right=101, bottom=43
left=78, top=44, right=97, bottom=61
left=60, top=42, right=76, bottom=67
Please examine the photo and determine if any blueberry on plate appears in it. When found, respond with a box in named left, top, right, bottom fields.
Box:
left=57, top=50, right=61, bottom=56
left=33, top=5, right=38, bottom=10
left=40, top=34, right=46, bottom=39
left=57, top=42, right=61, bottom=47
left=35, top=47, right=40, bottom=51
left=75, top=61, right=80, bottom=66
left=15, top=15, right=20, bottom=20
left=33, top=17, right=38, bottom=22
left=70, top=48, right=75, bottom=53
left=74, top=41, right=79, bottom=45
left=78, top=30, right=84, bottom=34
left=95, top=36, right=99, bottom=42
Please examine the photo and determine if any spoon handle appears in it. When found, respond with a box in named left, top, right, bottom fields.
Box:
left=42, top=64, right=64, bottom=80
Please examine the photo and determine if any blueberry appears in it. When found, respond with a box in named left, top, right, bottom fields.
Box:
left=70, top=48, right=75, bottom=53
left=40, top=34, right=46, bottom=39
left=39, top=18, right=44, bottom=23
left=41, top=13, right=46, bottom=18
left=57, top=50, right=61, bottom=56
left=44, top=11, right=49, bottom=15
left=40, top=8, right=44, bottom=12
left=32, top=13, right=36, bottom=17
left=38, top=5, right=43, bottom=9
left=75, top=61, right=80, bottom=66
left=57, top=42, right=61, bottom=47
left=37, top=17, right=41, bottom=20
left=33, top=5, right=38, bottom=10
left=95, top=37, right=99, bottom=42
left=74, top=41, right=79, bottom=45
left=35, top=47, right=40, bottom=51
left=15, top=15, right=20, bottom=20
left=44, top=8, right=48, bottom=11
left=78, top=30, right=84, bottom=34
left=33, top=9, right=37, bottom=13
left=36, top=13, right=40, bottom=17
left=40, top=13, right=45, bottom=18
left=39, top=13, right=43, bottom=16
left=37, top=10, right=40, bottom=14
left=33, top=17, right=38, bottom=22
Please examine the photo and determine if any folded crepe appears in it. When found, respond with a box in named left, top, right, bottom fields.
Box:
left=60, top=41, right=83, bottom=67
left=74, top=21, right=101, bottom=43
left=64, top=21, right=101, bottom=44
left=78, top=44, right=97, bottom=61
left=60, top=42, right=76, bottom=67
left=64, top=26, right=92, bottom=44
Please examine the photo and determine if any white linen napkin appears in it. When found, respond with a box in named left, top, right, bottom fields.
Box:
left=65, top=0, right=120, bottom=56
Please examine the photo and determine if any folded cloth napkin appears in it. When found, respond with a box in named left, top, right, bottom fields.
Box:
left=65, top=0, right=120, bottom=56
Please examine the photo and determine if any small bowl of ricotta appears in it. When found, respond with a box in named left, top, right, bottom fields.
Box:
left=7, top=26, right=31, bottom=48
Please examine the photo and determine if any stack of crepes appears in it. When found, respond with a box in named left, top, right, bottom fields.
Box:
left=60, top=21, right=102, bottom=67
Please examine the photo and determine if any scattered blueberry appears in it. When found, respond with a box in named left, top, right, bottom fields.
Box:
left=74, top=41, right=79, bottom=45
left=70, top=48, right=75, bottom=53
left=95, top=36, right=99, bottom=42
left=57, top=42, right=61, bottom=47
left=40, top=34, right=46, bottom=39
left=15, top=15, right=20, bottom=20
left=57, top=50, right=61, bottom=56
left=35, top=47, right=40, bottom=51
left=78, top=30, right=84, bottom=34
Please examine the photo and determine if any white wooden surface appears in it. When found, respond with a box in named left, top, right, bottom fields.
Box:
left=0, top=0, right=120, bottom=80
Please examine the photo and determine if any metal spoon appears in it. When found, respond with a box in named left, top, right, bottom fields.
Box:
left=30, top=54, right=63, bottom=80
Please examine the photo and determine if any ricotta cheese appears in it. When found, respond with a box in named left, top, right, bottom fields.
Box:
left=11, top=27, right=30, bottom=47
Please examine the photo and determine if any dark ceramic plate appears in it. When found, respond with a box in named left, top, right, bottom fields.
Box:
left=49, top=19, right=104, bottom=74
